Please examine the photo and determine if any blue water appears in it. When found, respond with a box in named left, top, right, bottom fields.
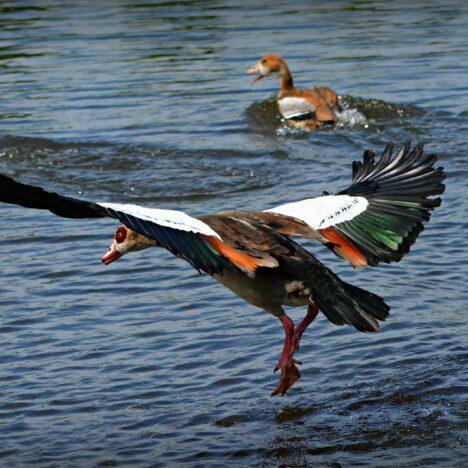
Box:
left=0, top=1, right=466, bottom=465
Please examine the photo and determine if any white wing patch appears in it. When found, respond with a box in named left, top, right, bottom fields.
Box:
left=98, top=203, right=221, bottom=239
left=265, top=195, right=368, bottom=230
left=278, top=97, right=316, bottom=119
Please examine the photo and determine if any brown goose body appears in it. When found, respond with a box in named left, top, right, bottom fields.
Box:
left=202, top=211, right=327, bottom=313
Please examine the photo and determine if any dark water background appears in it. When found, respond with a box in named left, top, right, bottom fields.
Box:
left=0, top=1, right=467, bottom=466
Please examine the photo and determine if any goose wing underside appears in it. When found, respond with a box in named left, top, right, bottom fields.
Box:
left=0, top=174, right=226, bottom=274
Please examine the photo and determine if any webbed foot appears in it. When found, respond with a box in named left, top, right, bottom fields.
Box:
left=271, top=357, right=301, bottom=396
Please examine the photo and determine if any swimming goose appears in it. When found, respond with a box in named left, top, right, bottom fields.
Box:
left=247, top=54, right=340, bottom=131
left=0, top=143, right=445, bottom=396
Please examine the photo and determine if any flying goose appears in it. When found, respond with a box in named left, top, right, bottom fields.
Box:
left=0, top=143, right=445, bottom=395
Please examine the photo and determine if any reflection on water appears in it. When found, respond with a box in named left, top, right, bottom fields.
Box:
left=0, top=0, right=467, bottom=465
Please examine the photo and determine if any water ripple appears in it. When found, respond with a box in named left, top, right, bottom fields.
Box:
left=0, top=0, right=467, bottom=466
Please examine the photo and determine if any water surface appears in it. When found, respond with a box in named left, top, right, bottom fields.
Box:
left=0, top=1, right=467, bottom=466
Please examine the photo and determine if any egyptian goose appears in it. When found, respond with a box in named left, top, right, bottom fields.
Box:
left=247, top=54, right=341, bottom=131
left=0, top=143, right=445, bottom=396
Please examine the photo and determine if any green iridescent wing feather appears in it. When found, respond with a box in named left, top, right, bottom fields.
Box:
left=335, top=142, right=445, bottom=266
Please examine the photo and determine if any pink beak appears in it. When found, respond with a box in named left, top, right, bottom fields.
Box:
left=101, top=246, right=122, bottom=265
left=246, top=64, right=265, bottom=83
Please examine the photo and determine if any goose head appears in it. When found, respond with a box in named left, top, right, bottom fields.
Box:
left=247, top=54, right=290, bottom=83
left=101, top=226, right=156, bottom=265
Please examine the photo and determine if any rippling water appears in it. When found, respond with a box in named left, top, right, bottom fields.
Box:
left=0, top=1, right=467, bottom=465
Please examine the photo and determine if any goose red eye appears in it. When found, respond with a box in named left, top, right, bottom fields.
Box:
left=115, top=226, right=127, bottom=243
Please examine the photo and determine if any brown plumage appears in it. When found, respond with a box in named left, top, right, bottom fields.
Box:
left=0, top=143, right=445, bottom=396
left=247, top=54, right=340, bottom=130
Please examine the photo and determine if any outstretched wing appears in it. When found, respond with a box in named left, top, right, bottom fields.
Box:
left=0, top=173, right=106, bottom=219
left=97, top=203, right=227, bottom=274
left=265, top=142, right=445, bottom=267
left=0, top=174, right=229, bottom=274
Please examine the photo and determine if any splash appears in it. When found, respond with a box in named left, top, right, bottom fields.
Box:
left=276, top=123, right=308, bottom=137
left=335, top=107, right=367, bottom=127
left=275, top=101, right=367, bottom=136
left=249, top=94, right=426, bottom=136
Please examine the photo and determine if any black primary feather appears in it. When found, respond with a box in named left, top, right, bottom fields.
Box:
left=0, top=174, right=106, bottom=218
left=333, top=142, right=445, bottom=266
left=0, top=173, right=227, bottom=275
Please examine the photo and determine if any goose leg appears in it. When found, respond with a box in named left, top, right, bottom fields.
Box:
left=292, top=304, right=319, bottom=352
left=271, top=314, right=302, bottom=396
left=271, top=305, right=319, bottom=396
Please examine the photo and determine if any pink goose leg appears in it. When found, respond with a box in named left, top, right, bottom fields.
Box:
left=292, top=305, right=319, bottom=353
left=271, top=314, right=302, bottom=396
left=271, top=305, right=319, bottom=396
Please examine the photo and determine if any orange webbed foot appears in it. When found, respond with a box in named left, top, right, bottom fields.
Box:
left=271, top=358, right=301, bottom=396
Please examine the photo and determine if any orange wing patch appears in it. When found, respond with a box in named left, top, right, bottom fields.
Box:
left=321, top=227, right=367, bottom=268
left=204, top=236, right=278, bottom=274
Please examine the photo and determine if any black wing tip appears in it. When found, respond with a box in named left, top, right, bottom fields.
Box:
left=0, top=172, right=105, bottom=219
left=359, top=140, right=440, bottom=167
left=349, top=141, right=446, bottom=197
left=353, top=142, right=444, bottom=185
left=331, top=142, right=445, bottom=269
left=0, top=173, right=13, bottom=181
